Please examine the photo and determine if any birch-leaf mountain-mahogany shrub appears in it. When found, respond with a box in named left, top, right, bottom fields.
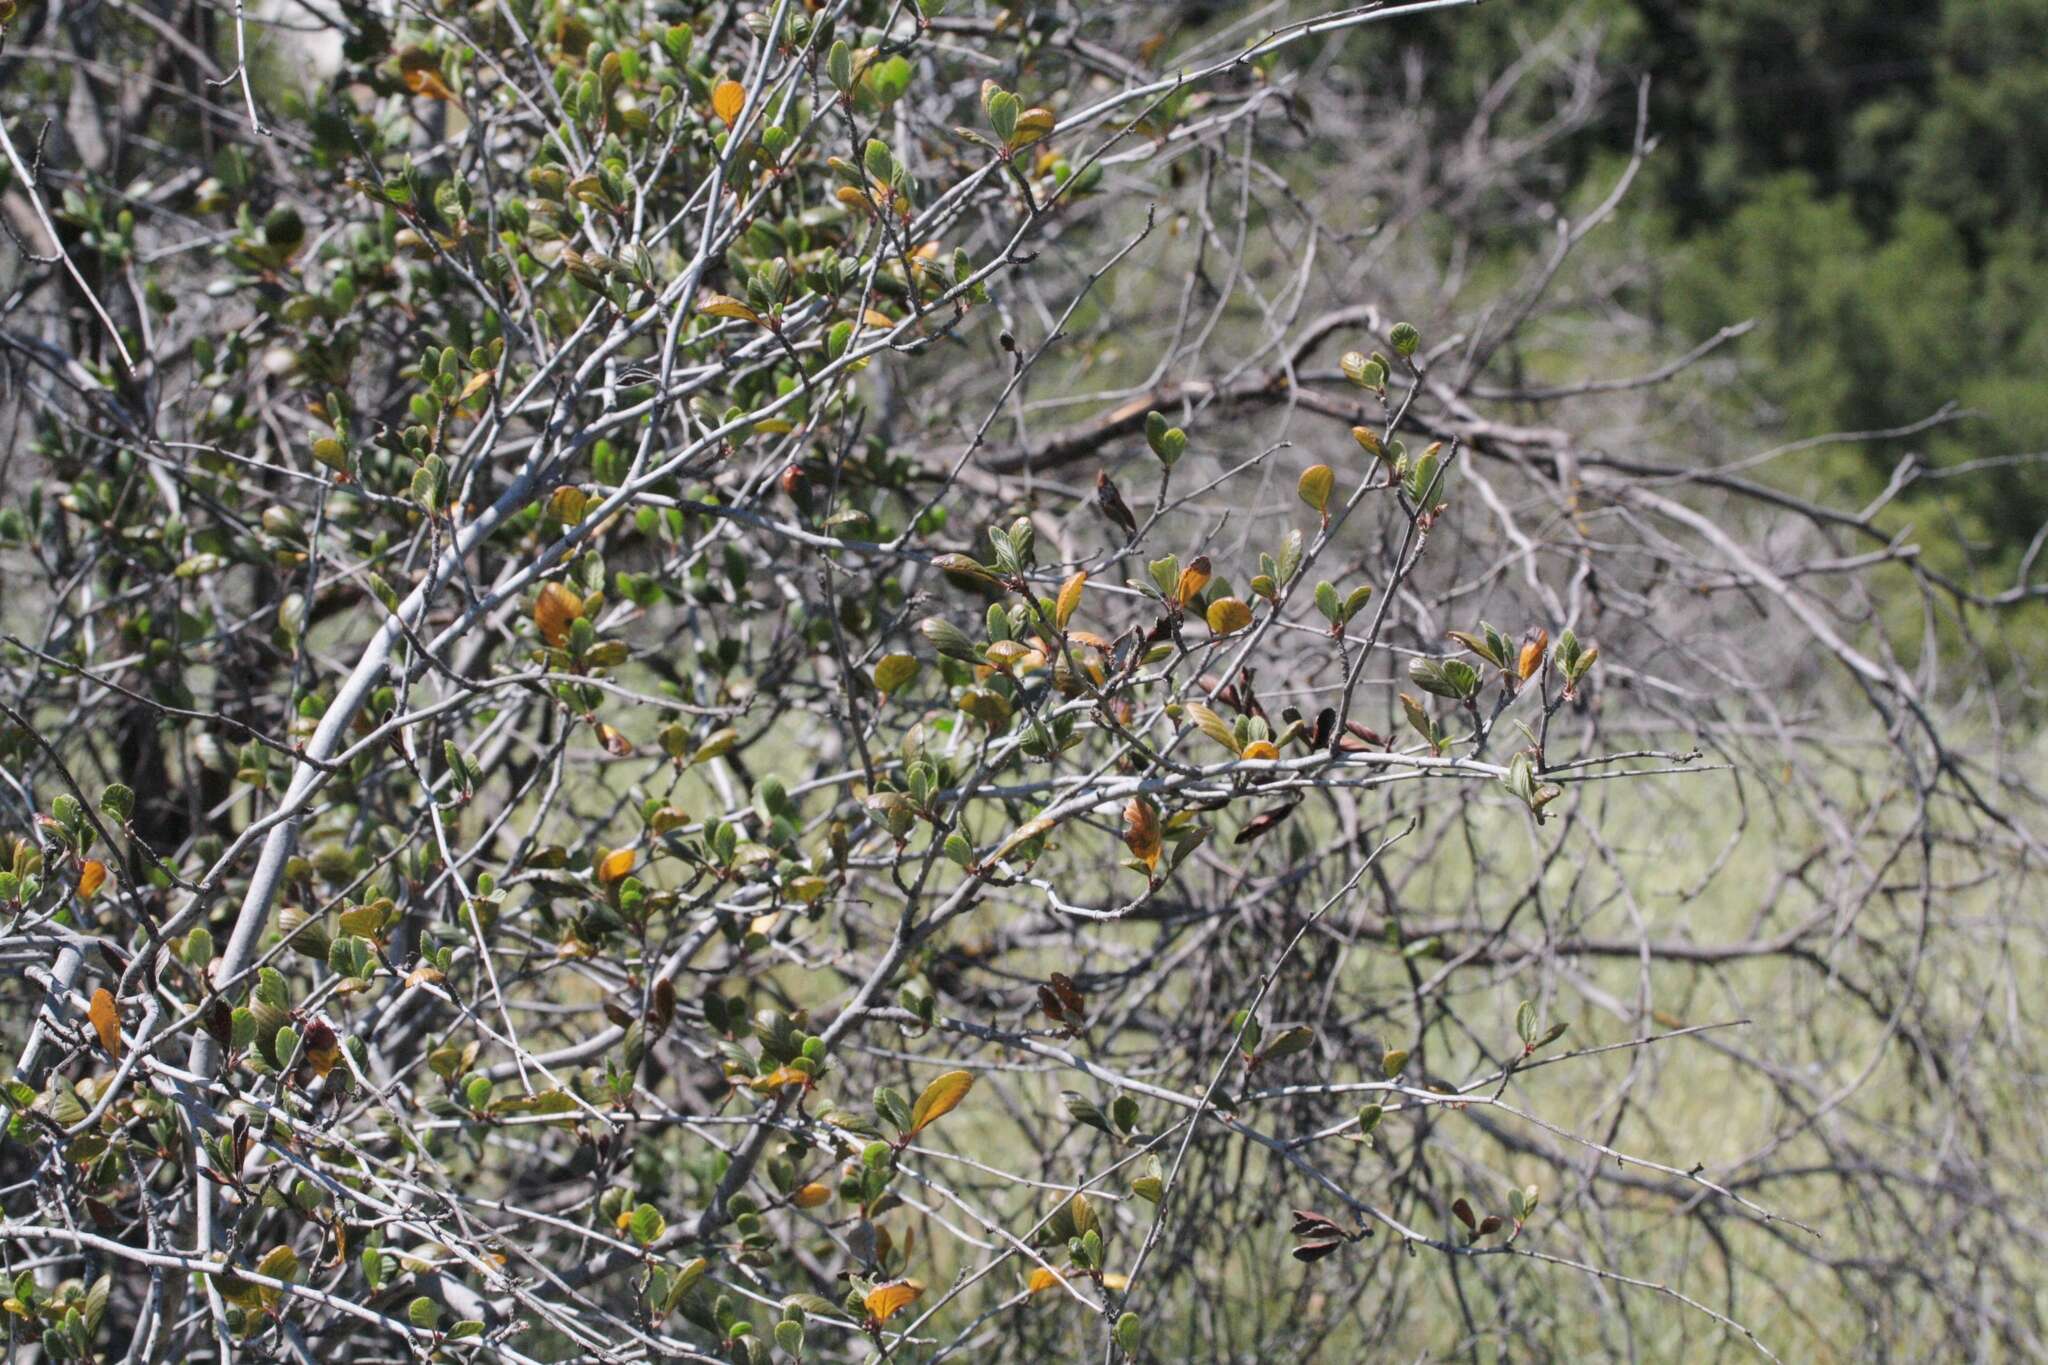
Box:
left=0, top=0, right=2042, bottom=1360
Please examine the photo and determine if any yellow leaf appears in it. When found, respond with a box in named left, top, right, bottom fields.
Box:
left=1240, top=740, right=1279, bottom=761
left=253, top=1244, right=300, bottom=1311
left=864, top=1280, right=924, bottom=1325
left=873, top=653, right=920, bottom=696
left=1174, top=555, right=1211, bottom=606
left=1029, top=1267, right=1126, bottom=1297
left=1123, top=798, right=1161, bottom=871
left=596, top=848, right=636, bottom=884
left=750, top=1066, right=811, bottom=1092
left=712, top=79, right=746, bottom=126
left=458, top=368, right=496, bottom=403
left=77, top=859, right=106, bottom=898
left=861, top=308, right=895, bottom=328
left=534, top=582, right=582, bottom=646
left=1055, top=571, right=1086, bottom=629
left=88, top=988, right=120, bottom=1058
left=908, top=1069, right=974, bottom=1135
left=1298, top=464, right=1335, bottom=514
left=699, top=292, right=764, bottom=325
left=1010, top=107, right=1057, bottom=149
left=791, top=1182, right=832, bottom=1209
left=1185, top=702, right=1240, bottom=755
left=1205, top=597, right=1253, bottom=636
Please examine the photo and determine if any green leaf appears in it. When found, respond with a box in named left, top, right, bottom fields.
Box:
left=1260, top=1024, right=1315, bottom=1062
left=863, top=139, right=894, bottom=183
left=629, top=1203, right=666, bottom=1245
left=1115, top=1311, right=1142, bottom=1354
left=1314, top=581, right=1341, bottom=624
left=1063, top=1090, right=1112, bottom=1134
left=1145, top=411, right=1187, bottom=465
left=920, top=616, right=981, bottom=663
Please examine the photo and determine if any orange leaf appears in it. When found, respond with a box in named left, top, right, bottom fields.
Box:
left=534, top=582, right=582, bottom=646
left=712, top=79, right=746, bottom=126
left=77, top=859, right=107, bottom=898
left=1517, top=629, right=1549, bottom=681
left=908, top=1069, right=973, bottom=1135
left=1055, top=571, right=1086, bottom=630
left=596, top=848, right=635, bottom=884
left=791, top=1182, right=832, bottom=1209
left=1241, top=740, right=1279, bottom=762
left=1026, top=1266, right=1064, bottom=1295
left=1174, top=555, right=1212, bottom=606
left=89, top=988, right=120, bottom=1058
left=863, top=1280, right=924, bottom=1325
left=1123, top=798, right=1161, bottom=871
left=749, top=1066, right=811, bottom=1092
left=401, top=66, right=457, bottom=103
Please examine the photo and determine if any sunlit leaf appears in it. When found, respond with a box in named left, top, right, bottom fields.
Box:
left=534, top=583, right=582, bottom=646
left=1205, top=598, right=1252, bottom=636
left=1185, top=702, right=1240, bottom=755
left=908, top=1069, right=973, bottom=1135
left=88, top=988, right=120, bottom=1058
left=864, top=1279, right=924, bottom=1324
left=1056, top=571, right=1086, bottom=629
left=712, top=79, right=746, bottom=126
left=699, top=292, right=764, bottom=325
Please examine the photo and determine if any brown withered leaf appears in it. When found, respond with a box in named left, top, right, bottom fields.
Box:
left=1123, top=796, right=1162, bottom=870
left=1047, top=972, right=1086, bottom=1018
left=1234, top=801, right=1300, bottom=846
